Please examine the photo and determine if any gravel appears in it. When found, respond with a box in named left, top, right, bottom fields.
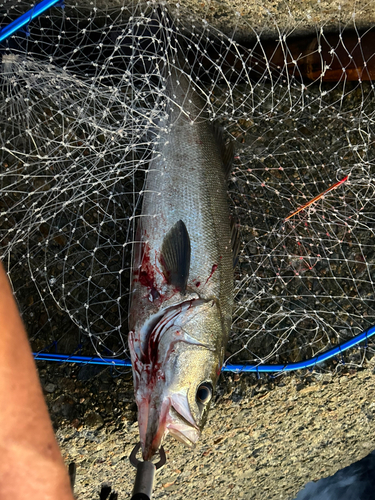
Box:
left=76, top=0, right=375, bottom=38
left=37, top=358, right=375, bottom=499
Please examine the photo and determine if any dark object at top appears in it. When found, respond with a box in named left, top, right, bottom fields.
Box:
left=197, top=28, right=375, bottom=82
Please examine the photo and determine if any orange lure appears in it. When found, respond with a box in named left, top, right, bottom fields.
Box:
left=285, top=175, right=349, bottom=221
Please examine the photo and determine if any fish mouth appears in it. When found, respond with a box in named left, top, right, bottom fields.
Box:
left=167, top=405, right=201, bottom=446
left=140, top=395, right=200, bottom=460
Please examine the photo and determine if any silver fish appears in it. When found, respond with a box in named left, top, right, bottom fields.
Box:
left=129, top=63, right=234, bottom=460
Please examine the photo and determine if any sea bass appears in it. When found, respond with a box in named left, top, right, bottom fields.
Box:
left=129, top=62, right=235, bottom=460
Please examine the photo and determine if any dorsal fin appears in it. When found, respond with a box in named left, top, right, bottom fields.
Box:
left=230, top=217, right=241, bottom=268
left=161, top=220, right=191, bottom=293
left=214, top=124, right=235, bottom=179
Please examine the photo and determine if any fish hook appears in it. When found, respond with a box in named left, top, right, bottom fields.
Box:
left=129, top=443, right=167, bottom=500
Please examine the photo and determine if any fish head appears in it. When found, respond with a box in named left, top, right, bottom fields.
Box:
left=130, top=298, right=226, bottom=460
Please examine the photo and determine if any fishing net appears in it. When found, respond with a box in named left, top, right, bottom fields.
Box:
left=1, top=0, right=375, bottom=371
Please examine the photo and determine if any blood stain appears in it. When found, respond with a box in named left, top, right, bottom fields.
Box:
left=205, top=263, right=219, bottom=285
left=134, top=243, right=160, bottom=301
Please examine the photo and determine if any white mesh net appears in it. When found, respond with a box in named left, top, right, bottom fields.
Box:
left=1, top=0, right=375, bottom=370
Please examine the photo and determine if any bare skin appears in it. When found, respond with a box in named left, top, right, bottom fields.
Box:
left=0, top=261, right=74, bottom=500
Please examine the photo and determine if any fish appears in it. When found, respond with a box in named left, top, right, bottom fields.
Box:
left=128, top=12, right=235, bottom=461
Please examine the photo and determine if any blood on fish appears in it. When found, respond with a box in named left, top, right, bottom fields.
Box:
left=139, top=301, right=198, bottom=390
left=140, top=309, right=184, bottom=389
left=205, top=263, right=219, bottom=285
left=133, top=242, right=160, bottom=301
left=143, top=307, right=180, bottom=366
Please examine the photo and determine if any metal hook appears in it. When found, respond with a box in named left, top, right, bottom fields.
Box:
left=129, top=443, right=166, bottom=470
left=129, top=443, right=166, bottom=500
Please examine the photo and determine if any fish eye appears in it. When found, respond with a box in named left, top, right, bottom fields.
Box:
left=196, top=383, right=213, bottom=405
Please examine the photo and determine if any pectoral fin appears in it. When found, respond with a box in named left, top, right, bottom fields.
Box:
left=161, top=220, right=191, bottom=293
